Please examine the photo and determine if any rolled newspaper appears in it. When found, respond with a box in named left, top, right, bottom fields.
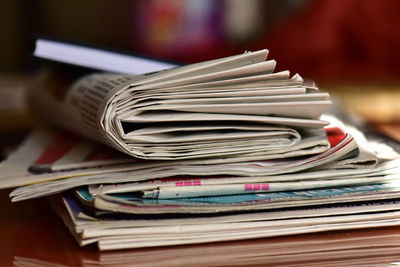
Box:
left=31, top=50, right=331, bottom=160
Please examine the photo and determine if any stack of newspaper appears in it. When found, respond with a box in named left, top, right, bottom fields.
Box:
left=1, top=44, right=400, bottom=250
left=14, top=226, right=400, bottom=266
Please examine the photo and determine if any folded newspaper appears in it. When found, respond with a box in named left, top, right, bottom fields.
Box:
left=30, top=49, right=331, bottom=160
left=1, top=47, right=400, bottom=251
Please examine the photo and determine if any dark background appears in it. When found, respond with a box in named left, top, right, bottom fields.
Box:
left=1, top=0, right=399, bottom=83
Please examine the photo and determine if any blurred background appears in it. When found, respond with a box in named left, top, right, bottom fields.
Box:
left=0, top=0, right=399, bottom=154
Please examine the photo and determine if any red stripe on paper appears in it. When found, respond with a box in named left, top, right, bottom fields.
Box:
left=34, top=131, right=81, bottom=164
left=244, top=184, right=270, bottom=192
left=325, top=126, right=347, bottom=147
